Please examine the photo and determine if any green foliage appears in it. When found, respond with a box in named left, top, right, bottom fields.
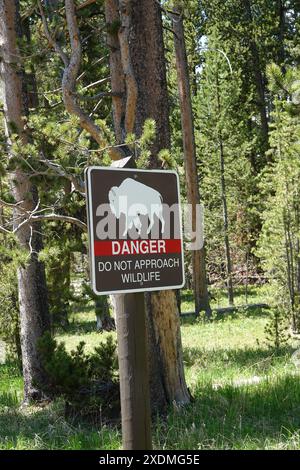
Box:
left=0, top=263, right=20, bottom=362
left=158, top=148, right=175, bottom=169
left=39, top=244, right=73, bottom=327
left=0, top=0, right=300, bottom=439
left=257, top=65, right=300, bottom=332
left=264, top=307, right=290, bottom=350
left=194, top=32, right=254, bottom=283
left=2, top=299, right=300, bottom=450
left=81, top=283, right=114, bottom=331
left=37, top=332, right=119, bottom=418
left=89, top=337, right=118, bottom=382
left=136, top=119, right=156, bottom=168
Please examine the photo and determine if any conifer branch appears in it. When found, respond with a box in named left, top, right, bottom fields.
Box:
left=37, top=0, right=69, bottom=67
left=39, top=153, right=85, bottom=196
left=0, top=213, right=87, bottom=235
left=38, top=0, right=123, bottom=160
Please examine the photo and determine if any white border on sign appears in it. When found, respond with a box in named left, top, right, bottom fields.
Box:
left=85, top=166, right=186, bottom=296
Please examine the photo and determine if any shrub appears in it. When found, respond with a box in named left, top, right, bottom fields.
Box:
left=265, top=307, right=290, bottom=350
left=37, top=333, right=119, bottom=422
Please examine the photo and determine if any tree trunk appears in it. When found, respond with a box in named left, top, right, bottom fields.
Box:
left=173, top=11, right=211, bottom=317
left=106, top=0, right=190, bottom=411
left=105, top=0, right=126, bottom=144
left=219, top=137, right=234, bottom=306
left=215, top=71, right=234, bottom=306
left=126, top=0, right=171, bottom=161
left=128, top=0, right=190, bottom=408
left=95, top=296, right=115, bottom=331
left=0, top=0, right=50, bottom=403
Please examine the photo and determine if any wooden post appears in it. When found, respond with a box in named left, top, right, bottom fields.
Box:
left=116, top=292, right=152, bottom=450
left=111, top=157, right=152, bottom=450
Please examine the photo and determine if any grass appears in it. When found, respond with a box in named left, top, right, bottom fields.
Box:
left=1, top=285, right=300, bottom=449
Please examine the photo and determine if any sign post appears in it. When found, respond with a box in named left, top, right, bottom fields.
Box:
left=117, top=291, right=152, bottom=449
left=85, top=163, right=185, bottom=450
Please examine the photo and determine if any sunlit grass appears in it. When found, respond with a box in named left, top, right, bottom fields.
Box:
left=1, top=286, right=300, bottom=449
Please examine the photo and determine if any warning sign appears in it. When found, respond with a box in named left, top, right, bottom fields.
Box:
left=85, top=167, right=185, bottom=295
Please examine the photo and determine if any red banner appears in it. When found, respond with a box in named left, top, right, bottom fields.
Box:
left=94, top=239, right=182, bottom=256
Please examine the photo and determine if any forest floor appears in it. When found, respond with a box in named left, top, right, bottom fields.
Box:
left=1, top=285, right=300, bottom=450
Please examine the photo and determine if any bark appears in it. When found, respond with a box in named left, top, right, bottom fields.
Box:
left=283, top=213, right=295, bottom=328
left=105, top=0, right=126, bottom=143
left=95, top=296, right=115, bottom=331
left=125, top=0, right=190, bottom=408
left=0, top=0, right=50, bottom=402
left=106, top=0, right=190, bottom=412
left=173, top=11, right=211, bottom=317
left=118, top=1, right=138, bottom=135
left=127, top=0, right=171, bottom=165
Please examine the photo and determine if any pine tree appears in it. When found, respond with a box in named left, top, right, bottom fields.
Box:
left=0, top=0, right=51, bottom=402
left=257, top=64, right=300, bottom=332
left=194, top=32, right=252, bottom=304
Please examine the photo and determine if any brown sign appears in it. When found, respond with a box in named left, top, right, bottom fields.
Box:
left=85, top=167, right=185, bottom=295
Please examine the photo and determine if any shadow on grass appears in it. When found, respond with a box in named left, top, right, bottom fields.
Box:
left=2, top=372, right=300, bottom=450
left=72, top=304, right=95, bottom=314
left=181, top=286, right=264, bottom=304
left=182, top=345, right=295, bottom=369
left=0, top=397, right=120, bottom=450
left=0, top=362, right=120, bottom=449
left=1, top=361, right=300, bottom=449
left=180, top=306, right=269, bottom=327
left=56, top=319, right=98, bottom=336
left=156, top=373, right=300, bottom=449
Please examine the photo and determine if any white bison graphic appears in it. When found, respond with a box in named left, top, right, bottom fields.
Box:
left=108, top=178, right=165, bottom=236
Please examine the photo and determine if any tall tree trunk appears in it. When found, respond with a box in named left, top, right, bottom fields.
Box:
left=244, top=0, right=269, bottom=155
left=0, top=0, right=50, bottom=403
left=219, top=136, right=234, bottom=306
left=216, top=71, right=234, bottom=306
left=106, top=0, right=190, bottom=412
left=105, top=0, right=126, bottom=145
left=128, top=0, right=190, bottom=408
left=283, top=213, right=296, bottom=329
left=172, top=10, right=211, bottom=317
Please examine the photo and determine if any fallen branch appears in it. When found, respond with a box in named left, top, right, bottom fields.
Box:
left=180, top=303, right=270, bottom=317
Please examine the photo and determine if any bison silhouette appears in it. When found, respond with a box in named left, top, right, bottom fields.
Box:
left=108, top=178, right=165, bottom=237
